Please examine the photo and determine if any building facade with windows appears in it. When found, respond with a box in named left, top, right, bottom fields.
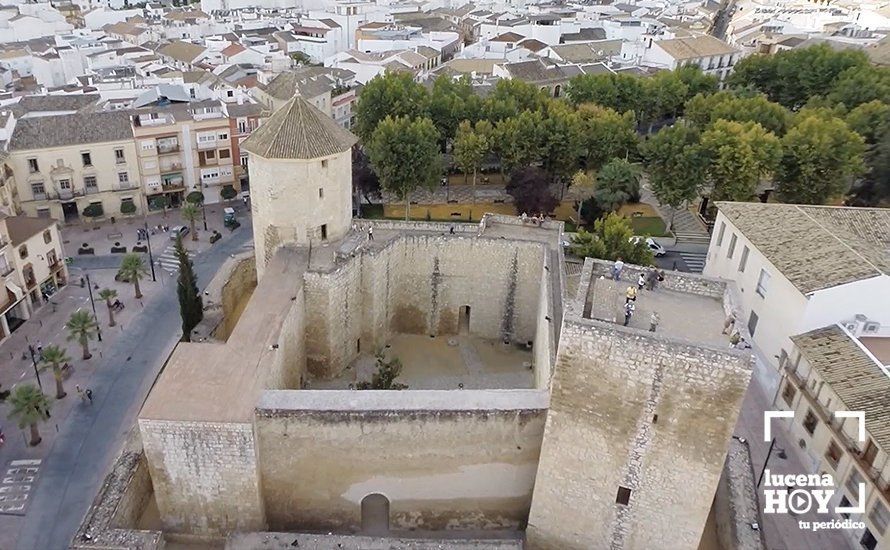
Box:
left=132, top=99, right=236, bottom=206
left=702, top=202, right=890, bottom=396
left=0, top=214, right=68, bottom=343
left=775, top=324, right=890, bottom=550
left=7, top=111, right=142, bottom=224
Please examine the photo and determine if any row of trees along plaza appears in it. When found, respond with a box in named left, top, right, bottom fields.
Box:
left=354, top=43, right=890, bottom=252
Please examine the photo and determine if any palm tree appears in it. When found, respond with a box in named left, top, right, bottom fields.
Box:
left=39, top=345, right=71, bottom=399
left=66, top=310, right=98, bottom=360
left=98, top=288, right=118, bottom=327
left=119, top=253, right=148, bottom=299
left=181, top=203, right=200, bottom=241
left=7, top=385, right=51, bottom=446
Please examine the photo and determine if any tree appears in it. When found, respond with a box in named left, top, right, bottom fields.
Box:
left=98, top=288, right=118, bottom=327
left=175, top=234, right=203, bottom=342
left=482, top=78, right=548, bottom=122
left=641, top=124, right=708, bottom=230
left=186, top=191, right=204, bottom=205
left=505, top=166, right=559, bottom=215
left=290, top=51, right=312, bottom=65
left=493, top=110, right=545, bottom=174
left=685, top=92, right=790, bottom=136
left=700, top=120, right=781, bottom=201
left=120, top=200, right=137, bottom=215
left=564, top=73, right=645, bottom=116
left=775, top=115, right=865, bottom=204
left=352, top=147, right=380, bottom=211
left=593, top=159, right=641, bottom=212
left=576, top=104, right=638, bottom=171
left=540, top=100, right=584, bottom=186
left=568, top=170, right=596, bottom=224
left=181, top=203, right=200, bottom=242
left=639, top=70, right=688, bottom=131
left=826, top=65, right=890, bottom=109
left=119, top=253, right=148, bottom=299
left=569, top=213, right=653, bottom=266
left=66, top=310, right=97, bottom=361
left=728, top=44, right=869, bottom=108
left=354, top=72, right=429, bottom=142
left=851, top=130, right=890, bottom=206
left=7, top=385, right=51, bottom=446
left=675, top=65, right=719, bottom=100
left=82, top=203, right=103, bottom=220
left=846, top=100, right=890, bottom=146
left=367, top=116, right=441, bottom=221
left=355, top=352, right=408, bottom=390
left=428, top=75, right=479, bottom=149
left=220, top=185, right=238, bottom=201
left=453, top=120, right=490, bottom=203
left=39, top=345, right=71, bottom=399
left=149, top=195, right=170, bottom=217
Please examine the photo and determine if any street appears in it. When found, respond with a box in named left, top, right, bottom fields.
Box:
left=0, top=215, right=252, bottom=550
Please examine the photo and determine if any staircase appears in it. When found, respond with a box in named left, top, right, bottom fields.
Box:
left=640, top=183, right=711, bottom=245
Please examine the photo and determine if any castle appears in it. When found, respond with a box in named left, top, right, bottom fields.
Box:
left=72, top=97, right=759, bottom=550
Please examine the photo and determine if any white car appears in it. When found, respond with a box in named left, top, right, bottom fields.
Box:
left=170, top=225, right=190, bottom=240
left=630, top=236, right=666, bottom=257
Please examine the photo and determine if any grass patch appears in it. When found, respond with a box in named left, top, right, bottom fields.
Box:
left=360, top=204, right=385, bottom=219
left=631, top=216, right=669, bottom=236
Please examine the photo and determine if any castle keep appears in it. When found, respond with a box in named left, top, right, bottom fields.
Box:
left=73, top=97, right=756, bottom=550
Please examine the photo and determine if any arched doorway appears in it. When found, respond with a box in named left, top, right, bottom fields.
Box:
left=361, top=493, right=390, bottom=535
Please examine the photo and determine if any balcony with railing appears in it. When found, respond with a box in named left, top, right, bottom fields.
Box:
left=161, top=174, right=185, bottom=191
left=58, top=188, right=74, bottom=200
left=157, top=138, right=181, bottom=155
left=196, top=139, right=217, bottom=151
left=85, top=185, right=100, bottom=195
left=160, top=160, right=184, bottom=173
left=784, top=362, right=890, bottom=499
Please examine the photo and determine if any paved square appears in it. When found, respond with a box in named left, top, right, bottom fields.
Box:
left=0, top=459, right=41, bottom=516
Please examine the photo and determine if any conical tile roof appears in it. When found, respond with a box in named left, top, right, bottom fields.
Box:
left=241, top=96, right=358, bottom=160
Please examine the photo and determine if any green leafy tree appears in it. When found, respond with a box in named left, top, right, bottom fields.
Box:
left=98, top=288, right=118, bottom=327
left=428, top=75, right=479, bottom=149
left=505, top=166, right=559, bottom=215
left=352, top=147, right=380, bottom=210
left=175, top=234, right=203, bottom=342
left=482, top=78, right=548, bottom=122
left=540, top=100, right=584, bottom=185
left=453, top=120, right=490, bottom=203
left=851, top=130, right=890, bottom=206
left=568, top=170, right=596, bottom=224
left=220, top=185, right=237, bottom=201
left=355, top=352, right=408, bottom=390
left=700, top=120, right=782, bottom=201
left=576, top=104, right=638, bottom=171
left=354, top=72, right=430, bottom=142
left=675, top=65, right=719, bottom=101
left=826, top=65, right=890, bottom=109
left=7, top=385, right=51, bottom=446
left=775, top=115, right=865, bottom=204
left=149, top=195, right=170, bottom=217
left=66, top=310, right=97, bottom=360
left=119, top=253, right=148, bottom=299
left=639, top=70, right=688, bottom=131
left=846, top=100, right=890, bottom=145
left=120, top=200, right=137, bottom=215
left=181, top=202, right=200, bottom=242
left=594, top=159, right=641, bottom=212
left=367, top=116, right=441, bottom=220
left=569, top=213, right=653, bottom=265
left=728, top=44, right=869, bottom=108
left=39, top=345, right=71, bottom=399
left=641, top=124, right=708, bottom=230
left=685, top=92, right=790, bottom=135
left=493, top=110, right=545, bottom=174
left=564, top=73, right=645, bottom=116
left=186, top=191, right=204, bottom=204
left=290, top=51, right=313, bottom=65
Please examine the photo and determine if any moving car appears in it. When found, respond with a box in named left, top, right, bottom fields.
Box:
left=630, top=236, right=666, bottom=257
left=170, top=226, right=190, bottom=240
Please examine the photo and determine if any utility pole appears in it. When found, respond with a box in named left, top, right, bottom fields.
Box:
left=144, top=222, right=157, bottom=282
left=26, top=341, right=43, bottom=391
left=84, top=273, right=103, bottom=342
left=201, top=186, right=208, bottom=231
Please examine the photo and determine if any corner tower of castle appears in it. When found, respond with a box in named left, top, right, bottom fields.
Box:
left=241, top=96, right=358, bottom=279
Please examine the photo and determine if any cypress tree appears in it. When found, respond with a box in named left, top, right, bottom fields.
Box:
left=175, top=234, right=203, bottom=342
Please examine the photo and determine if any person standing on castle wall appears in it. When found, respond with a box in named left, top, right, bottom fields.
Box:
left=723, top=312, right=736, bottom=334
left=623, top=301, right=635, bottom=326
left=625, top=286, right=637, bottom=304
left=649, top=311, right=660, bottom=332
left=637, top=272, right=646, bottom=290
left=368, top=226, right=374, bottom=241
left=645, top=268, right=659, bottom=291
left=612, top=258, right=625, bottom=280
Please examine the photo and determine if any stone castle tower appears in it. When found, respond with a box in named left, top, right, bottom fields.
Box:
left=241, top=96, right=358, bottom=279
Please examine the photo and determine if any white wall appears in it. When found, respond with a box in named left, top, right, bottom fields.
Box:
left=803, top=276, right=890, bottom=334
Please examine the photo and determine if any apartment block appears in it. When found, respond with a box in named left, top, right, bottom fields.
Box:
left=776, top=324, right=890, bottom=550
left=0, top=214, right=68, bottom=343
left=132, top=99, right=236, bottom=206
left=7, top=111, right=143, bottom=224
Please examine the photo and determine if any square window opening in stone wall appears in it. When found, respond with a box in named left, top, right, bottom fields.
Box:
left=616, top=486, right=631, bottom=506
left=825, top=440, right=842, bottom=469
left=781, top=382, right=796, bottom=406
left=747, top=310, right=759, bottom=336
left=321, top=224, right=327, bottom=241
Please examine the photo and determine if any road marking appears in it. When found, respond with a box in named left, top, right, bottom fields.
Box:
left=0, top=459, right=41, bottom=515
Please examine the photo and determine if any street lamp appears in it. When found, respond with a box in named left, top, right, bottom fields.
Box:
left=25, top=341, right=43, bottom=391
left=143, top=222, right=157, bottom=282
left=200, top=184, right=208, bottom=231
left=757, top=437, right=788, bottom=487
left=84, top=273, right=103, bottom=342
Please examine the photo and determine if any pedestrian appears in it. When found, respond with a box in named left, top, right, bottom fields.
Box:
left=449, top=225, right=455, bottom=235
left=76, top=385, right=85, bottom=401
left=351, top=222, right=357, bottom=233
left=36, top=340, right=43, bottom=357
left=722, top=312, right=736, bottom=335
left=729, top=331, right=741, bottom=348
left=625, top=286, right=637, bottom=304
left=611, top=257, right=625, bottom=281
left=646, top=269, right=658, bottom=291
left=85, top=388, right=93, bottom=403
left=623, top=301, right=635, bottom=326
left=637, top=272, right=646, bottom=290
left=649, top=311, right=659, bottom=332
left=368, top=226, right=374, bottom=241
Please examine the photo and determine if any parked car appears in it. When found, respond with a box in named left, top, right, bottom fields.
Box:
left=170, top=226, right=190, bottom=240
left=630, top=236, right=666, bottom=257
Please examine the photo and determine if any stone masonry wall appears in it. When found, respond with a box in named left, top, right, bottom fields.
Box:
left=587, top=258, right=725, bottom=299
left=254, top=390, right=548, bottom=533
left=714, top=439, right=766, bottom=550
left=304, top=236, right=546, bottom=379
left=526, top=319, right=752, bottom=550
left=138, top=419, right=265, bottom=535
